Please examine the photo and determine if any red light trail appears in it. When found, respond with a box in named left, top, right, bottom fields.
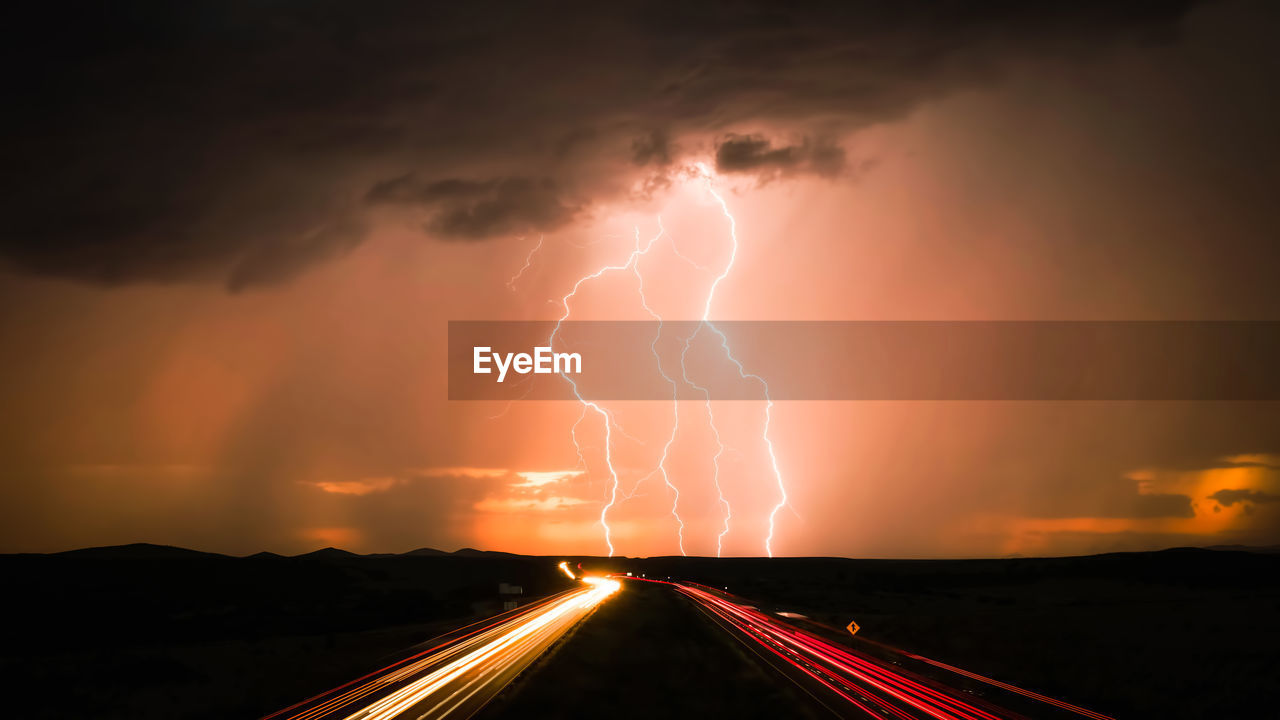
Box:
left=623, top=576, right=1115, bottom=720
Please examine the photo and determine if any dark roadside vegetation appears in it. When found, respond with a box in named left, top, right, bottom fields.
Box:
left=586, top=547, right=1280, bottom=720
left=3, top=545, right=1275, bottom=719
left=0, top=544, right=577, bottom=719
left=480, top=578, right=826, bottom=720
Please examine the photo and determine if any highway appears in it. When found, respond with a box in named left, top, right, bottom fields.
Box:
left=263, top=576, right=620, bottom=720
left=263, top=568, right=1110, bottom=720
left=634, top=578, right=1113, bottom=720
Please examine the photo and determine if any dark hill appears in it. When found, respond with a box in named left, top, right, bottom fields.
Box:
left=293, top=546, right=361, bottom=559
left=1204, top=543, right=1280, bottom=553
left=452, top=547, right=517, bottom=558
left=401, top=547, right=450, bottom=556
left=56, top=543, right=227, bottom=560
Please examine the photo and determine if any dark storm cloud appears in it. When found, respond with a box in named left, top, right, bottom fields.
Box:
left=1027, top=477, right=1194, bottom=519
left=1132, top=456, right=1280, bottom=472
left=715, top=134, right=846, bottom=177
left=0, top=0, right=1199, bottom=289
left=631, top=130, right=674, bottom=167
left=1131, top=492, right=1196, bottom=518
left=226, top=214, right=368, bottom=292
left=366, top=176, right=579, bottom=240
left=1209, top=489, right=1280, bottom=507
left=716, top=135, right=800, bottom=172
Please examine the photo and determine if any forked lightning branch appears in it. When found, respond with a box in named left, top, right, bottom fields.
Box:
left=472, top=346, right=582, bottom=383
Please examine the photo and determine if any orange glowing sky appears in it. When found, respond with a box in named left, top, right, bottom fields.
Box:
left=1, top=1, right=1278, bottom=557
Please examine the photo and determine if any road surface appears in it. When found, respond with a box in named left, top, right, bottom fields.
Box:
left=638, top=578, right=1114, bottom=720
left=264, top=576, right=620, bottom=720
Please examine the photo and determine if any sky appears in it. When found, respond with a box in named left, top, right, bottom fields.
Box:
left=1, top=0, right=1278, bottom=557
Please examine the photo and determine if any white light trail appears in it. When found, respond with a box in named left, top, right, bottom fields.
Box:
left=338, top=579, right=620, bottom=720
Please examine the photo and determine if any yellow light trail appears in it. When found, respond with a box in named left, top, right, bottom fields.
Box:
left=338, top=578, right=618, bottom=720
left=558, top=561, right=575, bottom=579
left=272, top=579, right=620, bottom=720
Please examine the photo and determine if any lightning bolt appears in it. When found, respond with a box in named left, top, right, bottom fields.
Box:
left=683, top=165, right=789, bottom=558
left=506, top=235, right=544, bottom=291
left=678, top=167, right=732, bottom=557
left=551, top=223, right=666, bottom=557
left=671, top=232, right=710, bottom=271
left=533, top=166, right=786, bottom=559
left=569, top=405, right=589, bottom=471
left=632, top=217, right=687, bottom=556
left=487, top=235, right=548, bottom=421
left=678, top=338, right=731, bottom=557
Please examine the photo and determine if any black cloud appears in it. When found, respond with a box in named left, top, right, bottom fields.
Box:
left=0, top=0, right=1200, bottom=289
left=632, top=130, right=674, bottom=167
left=1130, top=492, right=1196, bottom=519
left=715, top=134, right=847, bottom=177
left=1028, top=477, right=1195, bottom=519
left=366, top=176, right=578, bottom=240
left=1209, top=488, right=1280, bottom=507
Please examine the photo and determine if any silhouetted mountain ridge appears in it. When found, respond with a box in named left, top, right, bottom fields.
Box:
left=293, top=547, right=360, bottom=559
left=451, top=547, right=518, bottom=558
left=1203, top=543, right=1280, bottom=554
left=55, top=543, right=228, bottom=560
left=13, top=542, right=1280, bottom=560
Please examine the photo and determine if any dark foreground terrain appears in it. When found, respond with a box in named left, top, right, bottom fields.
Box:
left=0, top=544, right=577, bottom=719
left=2, top=545, right=1275, bottom=718
left=593, top=548, right=1280, bottom=719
